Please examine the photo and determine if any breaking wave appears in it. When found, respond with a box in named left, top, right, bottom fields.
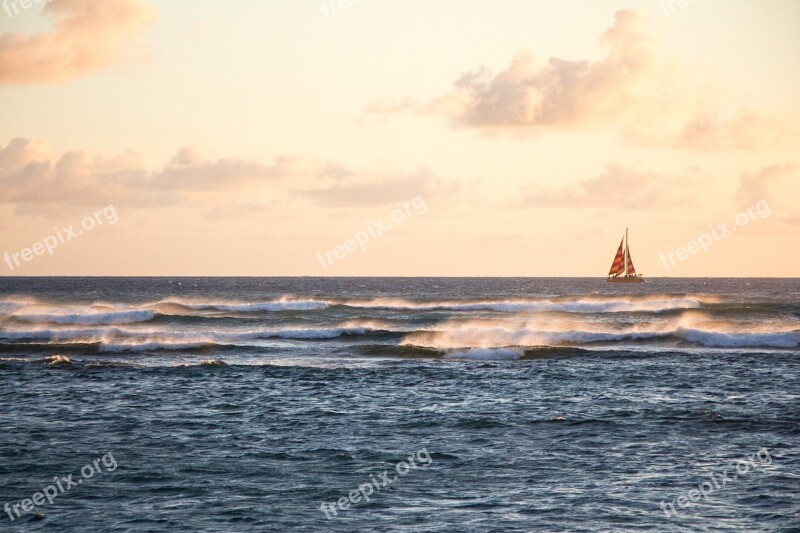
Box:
left=0, top=294, right=727, bottom=329
left=444, top=347, right=524, bottom=360
left=156, top=298, right=329, bottom=312
left=676, top=328, right=800, bottom=348
left=39, top=354, right=73, bottom=366
left=335, top=295, right=712, bottom=313
left=400, top=319, right=800, bottom=350
left=11, top=310, right=156, bottom=325
left=1, top=290, right=797, bottom=359
left=0, top=326, right=381, bottom=343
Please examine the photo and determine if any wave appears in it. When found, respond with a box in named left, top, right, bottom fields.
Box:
left=351, top=344, right=445, bottom=359
left=0, top=296, right=39, bottom=314
left=335, top=295, right=711, bottom=313
left=676, top=328, right=800, bottom=348
left=98, top=341, right=223, bottom=353
left=11, top=310, right=156, bottom=325
left=0, top=327, right=130, bottom=341
left=156, top=298, right=328, bottom=312
left=0, top=325, right=392, bottom=354
left=0, top=326, right=385, bottom=343
left=3, top=294, right=778, bottom=330
left=0, top=341, right=102, bottom=354
left=1, top=291, right=797, bottom=356
left=39, top=354, right=73, bottom=366
left=93, top=329, right=383, bottom=351
left=355, top=344, right=591, bottom=360
left=1, top=297, right=331, bottom=326
left=230, top=327, right=374, bottom=340
left=444, top=347, right=523, bottom=360
left=199, top=359, right=228, bottom=367
left=1, top=322, right=797, bottom=352
left=401, top=321, right=800, bottom=350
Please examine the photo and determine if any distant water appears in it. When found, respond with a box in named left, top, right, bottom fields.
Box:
left=1, top=277, right=798, bottom=531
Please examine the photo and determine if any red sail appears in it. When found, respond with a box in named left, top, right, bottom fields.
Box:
left=626, top=252, right=636, bottom=275
left=608, top=239, right=625, bottom=276
left=625, top=238, right=637, bottom=275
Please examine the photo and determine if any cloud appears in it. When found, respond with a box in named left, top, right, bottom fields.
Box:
left=625, top=107, right=795, bottom=151
left=404, top=9, right=794, bottom=150
left=735, top=163, right=796, bottom=207
left=429, top=10, right=657, bottom=129
left=0, top=137, right=455, bottom=215
left=0, top=0, right=157, bottom=84
left=675, top=109, right=792, bottom=151
left=297, top=168, right=451, bottom=207
left=515, top=163, right=701, bottom=209
left=315, top=161, right=356, bottom=181
left=361, top=97, right=417, bottom=124
left=0, top=138, right=293, bottom=211
left=152, top=147, right=294, bottom=190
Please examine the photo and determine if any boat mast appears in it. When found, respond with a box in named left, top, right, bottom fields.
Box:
left=624, top=228, right=629, bottom=276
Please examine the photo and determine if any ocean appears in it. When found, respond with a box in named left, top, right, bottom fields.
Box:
left=1, top=277, right=798, bottom=531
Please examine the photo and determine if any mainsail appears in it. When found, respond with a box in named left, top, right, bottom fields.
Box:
left=608, top=239, right=626, bottom=276
left=626, top=241, right=637, bottom=275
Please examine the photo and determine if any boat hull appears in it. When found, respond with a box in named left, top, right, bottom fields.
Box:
left=606, top=276, right=645, bottom=283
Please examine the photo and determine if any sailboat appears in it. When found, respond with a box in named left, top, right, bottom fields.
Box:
left=606, top=228, right=644, bottom=283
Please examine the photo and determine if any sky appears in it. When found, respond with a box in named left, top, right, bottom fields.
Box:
left=0, top=0, right=798, bottom=276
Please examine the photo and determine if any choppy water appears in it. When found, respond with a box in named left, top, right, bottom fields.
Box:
left=1, top=277, right=798, bottom=531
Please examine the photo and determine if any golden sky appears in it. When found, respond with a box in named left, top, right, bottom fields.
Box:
left=1, top=0, right=798, bottom=276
